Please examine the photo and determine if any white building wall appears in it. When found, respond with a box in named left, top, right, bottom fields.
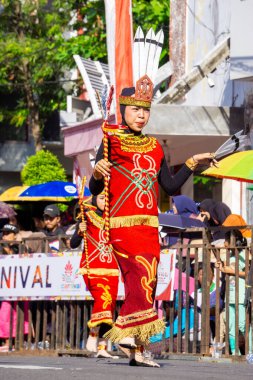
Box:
left=183, top=0, right=253, bottom=222
left=184, top=1, right=253, bottom=108
left=185, top=0, right=231, bottom=106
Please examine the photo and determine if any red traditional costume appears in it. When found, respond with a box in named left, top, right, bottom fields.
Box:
left=89, top=28, right=198, bottom=366
left=79, top=209, right=119, bottom=329
left=90, top=99, right=197, bottom=348
left=103, top=133, right=164, bottom=343
left=90, top=93, right=196, bottom=345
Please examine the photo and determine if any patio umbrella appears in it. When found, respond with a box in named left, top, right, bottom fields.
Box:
left=19, top=181, right=91, bottom=201
left=0, top=182, right=91, bottom=202
left=0, top=201, right=17, bottom=219
left=158, top=213, right=204, bottom=241
left=158, top=213, right=204, bottom=229
left=202, top=150, right=253, bottom=183
left=0, top=186, right=28, bottom=202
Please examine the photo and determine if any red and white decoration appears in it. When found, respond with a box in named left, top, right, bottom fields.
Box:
left=104, top=0, right=134, bottom=122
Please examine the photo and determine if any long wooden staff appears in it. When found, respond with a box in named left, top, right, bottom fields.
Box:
left=102, top=85, right=114, bottom=244
left=78, top=176, right=95, bottom=277
left=78, top=176, right=90, bottom=276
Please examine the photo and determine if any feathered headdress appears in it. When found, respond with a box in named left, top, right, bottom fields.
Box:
left=119, top=27, right=164, bottom=108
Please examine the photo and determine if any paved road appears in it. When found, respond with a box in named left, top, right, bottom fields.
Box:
left=0, top=354, right=252, bottom=380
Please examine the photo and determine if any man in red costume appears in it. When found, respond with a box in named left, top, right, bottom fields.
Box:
left=89, top=77, right=217, bottom=366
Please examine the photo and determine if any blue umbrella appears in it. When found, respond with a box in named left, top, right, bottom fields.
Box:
left=159, top=213, right=205, bottom=242
left=158, top=213, right=204, bottom=229
left=19, top=181, right=91, bottom=200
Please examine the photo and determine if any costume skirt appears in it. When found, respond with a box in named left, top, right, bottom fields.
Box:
left=83, top=273, right=118, bottom=329
left=104, top=225, right=165, bottom=344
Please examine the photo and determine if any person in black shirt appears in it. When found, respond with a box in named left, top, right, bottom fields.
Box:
left=42, top=204, right=65, bottom=252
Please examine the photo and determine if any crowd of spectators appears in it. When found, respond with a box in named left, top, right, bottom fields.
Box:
left=0, top=197, right=252, bottom=355
left=0, top=202, right=80, bottom=255
left=158, top=195, right=252, bottom=356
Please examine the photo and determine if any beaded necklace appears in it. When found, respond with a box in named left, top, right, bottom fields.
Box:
left=118, top=134, right=157, bottom=153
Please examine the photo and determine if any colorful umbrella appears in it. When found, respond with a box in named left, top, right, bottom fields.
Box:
left=158, top=213, right=204, bottom=229
left=19, top=181, right=91, bottom=200
left=202, top=151, right=253, bottom=183
left=0, top=186, right=28, bottom=202
left=0, top=182, right=91, bottom=202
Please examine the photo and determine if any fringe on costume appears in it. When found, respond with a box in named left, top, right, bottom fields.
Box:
left=103, top=318, right=165, bottom=345
left=86, top=210, right=105, bottom=229
left=110, top=215, right=159, bottom=229
left=88, top=319, right=114, bottom=329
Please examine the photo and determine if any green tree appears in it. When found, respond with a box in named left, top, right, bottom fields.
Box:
left=0, top=0, right=74, bottom=151
left=0, top=0, right=170, bottom=151
left=21, top=150, right=67, bottom=185
left=132, top=0, right=170, bottom=64
left=58, top=0, right=170, bottom=66
left=56, top=0, right=107, bottom=67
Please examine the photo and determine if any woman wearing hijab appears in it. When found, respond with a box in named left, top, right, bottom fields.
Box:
left=164, top=195, right=200, bottom=249
left=89, top=80, right=217, bottom=367
left=70, top=193, right=119, bottom=359
left=198, top=199, right=231, bottom=244
left=172, top=195, right=199, bottom=218
left=212, top=202, right=232, bottom=225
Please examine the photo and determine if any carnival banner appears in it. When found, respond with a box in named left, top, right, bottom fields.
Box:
left=0, top=250, right=176, bottom=301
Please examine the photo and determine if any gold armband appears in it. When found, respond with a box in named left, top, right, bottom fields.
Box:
left=185, top=156, right=198, bottom=171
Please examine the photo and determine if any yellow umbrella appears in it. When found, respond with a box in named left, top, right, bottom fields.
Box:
left=0, top=185, right=71, bottom=202
left=0, top=186, right=28, bottom=201
left=202, top=151, right=253, bottom=183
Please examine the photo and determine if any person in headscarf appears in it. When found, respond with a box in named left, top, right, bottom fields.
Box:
left=70, top=193, right=119, bottom=359
left=198, top=199, right=217, bottom=223
left=163, top=195, right=200, bottom=249
left=89, top=82, right=217, bottom=367
left=198, top=199, right=231, bottom=243
left=212, top=202, right=232, bottom=225
left=172, top=195, right=199, bottom=218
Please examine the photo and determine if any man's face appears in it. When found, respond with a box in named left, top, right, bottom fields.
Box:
left=124, top=105, right=150, bottom=133
left=2, top=231, right=16, bottom=241
left=43, top=214, right=60, bottom=231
